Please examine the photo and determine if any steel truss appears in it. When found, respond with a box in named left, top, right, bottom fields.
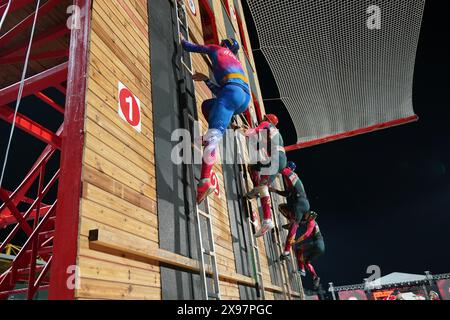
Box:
left=0, top=0, right=92, bottom=300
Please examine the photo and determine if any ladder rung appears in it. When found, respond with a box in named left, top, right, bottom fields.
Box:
left=191, top=143, right=203, bottom=152
left=178, top=21, right=188, bottom=29
left=203, top=249, right=215, bottom=257
left=198, top=209, right=210, bottom=219
left=181, top=60, right=193, bottom=75
left=208, top=293, right=220, bottom=299
left=178, top=22, right=188, bottom=31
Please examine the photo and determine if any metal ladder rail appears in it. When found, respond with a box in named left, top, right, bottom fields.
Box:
left=269, top=173, right=305, bottom=299
left=234, top=116, right=287, bottom=299
left=275, top=194, right=304, bottom=299
left=270, top=191, right=298, bottom=300
left=236, top=114, right=289, bottom=299
left=269, top=198, right=290, bottom=300
left=234, top=128, right=266, bottom=300
left=183, top=110, right=221, bottom=301
left=174, top=0, right=220, bottom=300
left=174, top=0, right=194, bottom=74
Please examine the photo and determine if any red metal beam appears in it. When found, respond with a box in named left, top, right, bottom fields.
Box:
left=54, top=84, right=66, bottom=95
left=0, top=205, right=52, bottom=229
left=0, top=105, right=62, bottom=149
left=0, top=0, right=36, bottom=17
left=0, top=285, right=49, bottom=299
left=0, top=0, right=60, bottom=48
left=1, top=23, right=70, bottom=57
left=0, top=62, right=68, bottom=106
left=0, top=129, right=60, bottom=218
left=285, top=115, right=419, bottom=152
left=0, top=189, right=33, bottom=235
left=0, top=188, right=43, bottom=206
left=49, top=0, right=92, bottom=300
left=35, top=92, right=65, bottom=114
left=0, top=152, right=60, bottom=251
left=0, top=49, right=69, bottom=64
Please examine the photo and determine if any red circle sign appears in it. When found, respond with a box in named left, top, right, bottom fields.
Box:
left=119, top=87, right=141, bottom=127
left=211, top=172, right=220, bottom=196
left=187, top=0, right=196, bottom=15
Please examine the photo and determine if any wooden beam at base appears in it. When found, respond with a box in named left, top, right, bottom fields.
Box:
left=88, top=229, right=255, bottom=288
left=87, top=228, right=303, bottom=299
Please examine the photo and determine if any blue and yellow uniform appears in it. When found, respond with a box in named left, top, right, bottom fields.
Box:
left=181, top=39, right=250, bottom=204
left=182, top=40, right=250, bottom=134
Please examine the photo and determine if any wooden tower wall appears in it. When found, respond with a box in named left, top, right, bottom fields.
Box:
left=75, top=0, right=303, bottom=300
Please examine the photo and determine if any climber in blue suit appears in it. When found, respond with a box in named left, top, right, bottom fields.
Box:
left=181, top=38, right=251, bottom=204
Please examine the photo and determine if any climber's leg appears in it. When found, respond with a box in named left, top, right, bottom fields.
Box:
left=197, top=85, right=249, bottom=204
left=296, top=248, right=306, bottom=276
left=281, top=199, right=309, bottom=259
left=254, top=185, right=275, bottom=237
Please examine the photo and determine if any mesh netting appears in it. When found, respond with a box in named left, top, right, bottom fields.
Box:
left=246, top=0, right=426, bottom=145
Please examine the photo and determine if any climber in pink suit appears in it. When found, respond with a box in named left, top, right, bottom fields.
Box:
left=244, top=114, right=287, bottom=237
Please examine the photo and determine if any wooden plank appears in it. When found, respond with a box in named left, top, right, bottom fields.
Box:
left=77, top=278, right=161, bottom=300
left=81, top=198, right=157, bottom=242
left=88, top=32, right=152, bottom=104
left=94, top=0, right=149, bottom=53
left=85, top=132, right=154, bottom=185
left=84, top=120, right=155, bottom=178
left=79, top=236, right=160, bottom=272
left=86, top=75, right=153, bottom=143
left=84, top=109, right=153, bottom=166
left=88, top=228, right=257, bottom=288
left=90, top=15, right=149, bottom=86
left=78, top=255, right=160, bottom=288
left=82, top=166, right=157, bottom=212
left=83, top=182, right=156, bottom=225
left=83, top=148, right=155, bottom=199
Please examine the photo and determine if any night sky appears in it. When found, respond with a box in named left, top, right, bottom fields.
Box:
left=242, top=1, right=450, bottom=288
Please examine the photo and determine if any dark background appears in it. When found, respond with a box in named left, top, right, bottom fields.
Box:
left=242, top=1, right=450, bottom=289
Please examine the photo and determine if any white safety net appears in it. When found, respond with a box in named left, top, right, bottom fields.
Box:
left=246, top=0, right=426, bottom=146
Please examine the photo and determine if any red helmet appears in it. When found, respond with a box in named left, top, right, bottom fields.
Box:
left=265, top=114, right=279, bottom=126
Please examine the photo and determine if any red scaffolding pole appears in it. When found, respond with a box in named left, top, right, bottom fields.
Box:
left=0, top=0, right=75, bottom=300
left=0, top=105, right=62, bottom=149
left=0, top=0, right=60, bottom=47
left=49, top=0, right=92, bottom=300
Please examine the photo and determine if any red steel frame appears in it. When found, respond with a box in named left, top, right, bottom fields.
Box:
left=49, top=0, right=92, bottom=300
left=285, top=115, right=419, bottom=152
left=0, top=0, right=92, bottom=300
left=199, top=0, right=219, bottom=45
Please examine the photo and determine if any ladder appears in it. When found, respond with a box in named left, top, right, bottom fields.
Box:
left=270, top=191, right=306, bottom=300
left=271, top=179, right=303, bottom=300
left=275, top=196, right=305, bottom=300
left=175, top=0, right=193, bottom=74
left=269, top=199, right=291, bottom=300
left=234, top=125, right=266, bottom=300
left=183, top=110, right=221, bottom=300
left=174, top=0, right=220, bottom=300
left=235, top=113, right=291, bottom=300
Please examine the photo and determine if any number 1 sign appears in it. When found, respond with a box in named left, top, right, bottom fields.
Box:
left=118, top=82, right=142, bottom=132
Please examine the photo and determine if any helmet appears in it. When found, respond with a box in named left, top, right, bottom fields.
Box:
left=221, top=38, right=239, bottom=55
left=287, top=161, right=297, bottom=171
left=264, top=114, right=279, bottom=126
